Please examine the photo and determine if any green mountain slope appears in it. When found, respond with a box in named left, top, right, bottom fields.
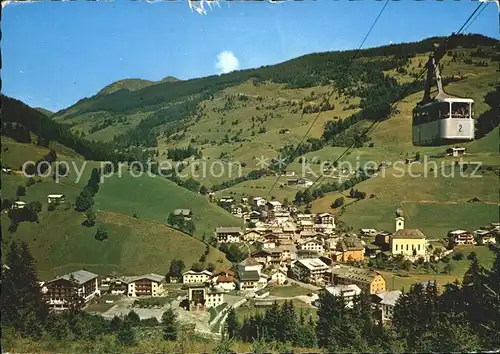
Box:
left=1, top=98, right=237, bottom=279
left=97, top=78, right=156, bottom=96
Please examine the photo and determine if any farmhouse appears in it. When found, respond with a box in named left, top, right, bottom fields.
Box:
left=215, top=226, right=243, bottom=243
left=448, top=229, right=475, bottom=245
left=42, top=270, right=100, bottom=311
left=47, top=194, right=65, bottom=205
left=182, top=270, right=213, bottom=284
left=330, top=265, right=386, bottom=294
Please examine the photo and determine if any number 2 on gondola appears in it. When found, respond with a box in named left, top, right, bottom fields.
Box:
left=458, top=124, right=463, bottom=133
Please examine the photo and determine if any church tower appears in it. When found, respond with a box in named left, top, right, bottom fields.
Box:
left=395, top=208, right=405, bottom=232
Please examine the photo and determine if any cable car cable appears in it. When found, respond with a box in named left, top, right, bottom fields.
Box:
left=262, top=0, right=391, bottom=201
left=298, top=1, right=485, bottom=198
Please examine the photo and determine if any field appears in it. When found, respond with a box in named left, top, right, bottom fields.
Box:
left=268, top=285, right=313, bottom=297
left=1, top=209, right=230, bottom=281
left=380, top=245, right=496, bottom=291
left=1, top=149, right=235, bottom=280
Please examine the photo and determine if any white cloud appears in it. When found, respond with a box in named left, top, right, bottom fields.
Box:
left=216, top=51, right=239, bottom=74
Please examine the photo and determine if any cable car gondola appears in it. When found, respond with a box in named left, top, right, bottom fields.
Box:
left=412, top=43, right=475, bottom=146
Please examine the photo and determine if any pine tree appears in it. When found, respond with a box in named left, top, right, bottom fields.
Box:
left=1, top=241, right=48, bottom=338
left=116, top=320, right=135, bottom=346
left=162, top=308, right=178, bottom=341
left=225, top=308, right=240, bottom=339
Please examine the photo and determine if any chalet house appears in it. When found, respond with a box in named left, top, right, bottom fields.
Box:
left=266, top=200, right=282, bottom=211
left=330, top=265, right=386, bottom=294
left=315, top=213, right=335, bottom=229
left=253, top=197, right=267, bottom=208
left=298, top=239, right=325, bottom=255
left=448, top=229, right=475, bottom=246
left=243, top=230, right=262, bottom=242
left=47, top=194, right=65, bottom=205
left=315, top=284, right=362, bottom=308
left=255, top=239, right=276, bottom=249
left=268, top=269, right=287, bottom=285
left=285, top=170, right=296, bottom=177
left=241, top=197, right=248, bottom=203
left=42, top=270, right=100, bottom=310
left=1, top=167, right=12, bottom=174
left=252, top=249, right=272, bottom=265
left=211, top=269, right=236, bottom=291
left=215, top=227, right=243, bottom=243
left=268, top=247, right=293, bottom=266
left=173, top=209, right=193, bottom=219
left=291, top=258, right=329, bottom=285
left=238, top=257, right=263, bottom=274
left=333, top=238, right=365, bottom=262
left=273, top=212, right=291, bottom=225
left=296, top=213, right=314, bottom=221
left=109, top=273, right=166, bottom=297
left=248, top=211, right=261, bottom=223
left=372, top=290, right=402, bottom=321
left=299, top=220, right=314, bottom=232
left=12, top=201, right=27, bottom=210
left=187, top=283, right=224, bottom=311
left=183, top=270, right=213, bottom=284
left=266, top=201, right=283, bottom=220
left=474, top=229, right=498, bottom=244
left=238, top=270, right=261, bottom=291
left=231, top=205, right=244, bottom=216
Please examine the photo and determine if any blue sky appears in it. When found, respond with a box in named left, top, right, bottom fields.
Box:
left=2, top=0, right=498, bottom=112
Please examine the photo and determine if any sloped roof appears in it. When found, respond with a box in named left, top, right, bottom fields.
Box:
left=239, top=270, right=260, bottom=282
left=377, top=290, right=402, bottom=306
left=216, top=227, right=243, bottom=234
left=239, top=257, right=260, bottom=267
left=332, top=266, right=383, bottom=284
left=392, top=229, right=426, bottom=239
left=56, top=270, right=98, bottom=285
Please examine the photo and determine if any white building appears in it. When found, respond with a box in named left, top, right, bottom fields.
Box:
left=298, top=239, right=325, bottom=255
left=182, top=270, right=213, bottom=284
left=253, top=197, right=267, bottom=208
left=314, top=284, right=362, bottom=308
left=291, top=258, right=329, bottom=285
left=373, top=290, right=402, bottom=321
left=215, top=227, right=243, bottom=243
left=109, top=273, right=166, bottom=297
left=41, top=270, right=100, bottom=310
